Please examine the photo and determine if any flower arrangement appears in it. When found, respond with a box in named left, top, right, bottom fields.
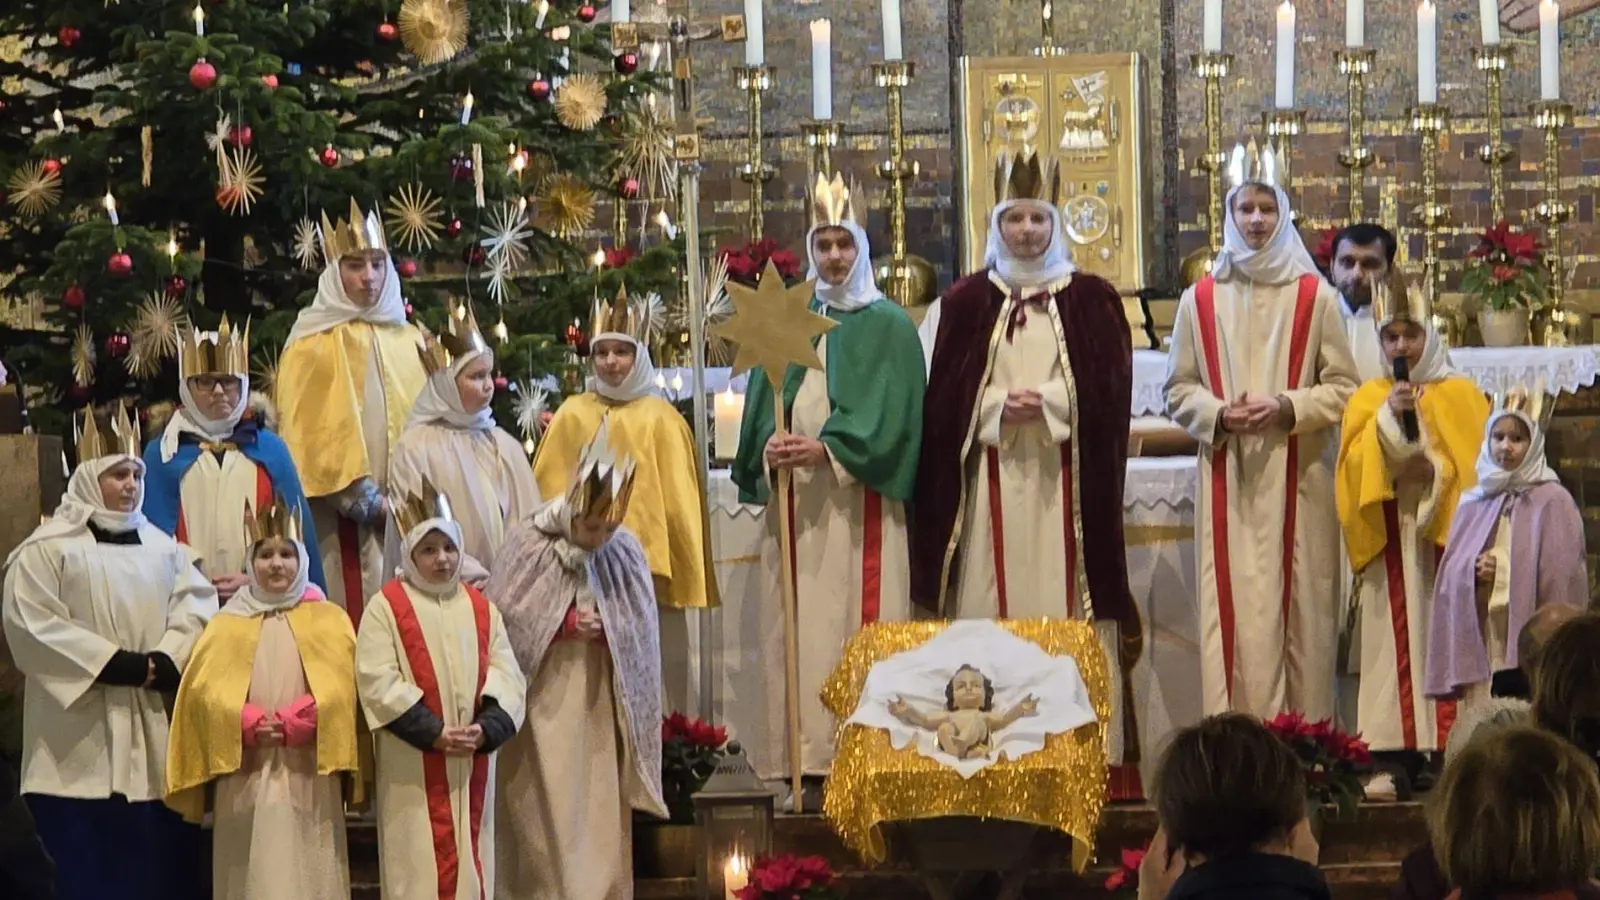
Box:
left=661, top=711, right=729, bottom=823
left=1310, top=227, right=1340, bottom=278
left=1264, top=711, right=1373, bottom=820
left=733, top=853, right=839, bottom=900
left=1103, top=842, right=1148, bottom=896
left=1462, top=220, right=1547, bottom=311
left=717, top=237, right=803, bottom=286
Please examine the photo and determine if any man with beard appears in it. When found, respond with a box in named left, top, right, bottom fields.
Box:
left=1327, top=223, right=1396, bottom=384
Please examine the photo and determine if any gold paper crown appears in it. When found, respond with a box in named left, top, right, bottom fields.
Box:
left=178, top=315, right=250, bottom=379
left=566, top=416, right=636, bottom=524
left=318, top=198, right=389, bottom=263
left=993, top=150, right=1061, bottom=207
left=589, top=285, right=650, bottom=343
left=243, top=493, right=304, bottom=545
left=417, top=297, right=493, bottom=375
left=390, top=476, right=455, bottom=538
left=809, top=173, right=862, bottom=229
left=75, top=402, right=142, bottom=463
left=1226, top=138, right=1280, bottom=189
left=1370, top=267, right=1432, bottom=327
left=1491, top=378, right=1556, bottom=432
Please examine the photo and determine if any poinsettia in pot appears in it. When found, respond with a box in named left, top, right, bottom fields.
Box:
left=1103, top=842, right=1148, bottom=898
left=634, top=711, right=730, bottom=879
left=717, top=238, right=803, bottom=287
left=1462, top=220, right=1547, bottom=347
left=1264, top=711, right=1373, bottom=835
left=733, top=853, right=840, bottom=900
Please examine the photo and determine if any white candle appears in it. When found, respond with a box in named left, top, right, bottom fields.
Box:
left=1274, top=2, right=1295, bottom=109
left=715, top=389, right=745, bottom=461
left=193, top=4, right=205, bottom=36
left=810, top=19, right=833, bottom=120
left=1479, top=0, right=1501, bottom=44
left=1417, top=1, right=1437, bottom=103
left=611, top=0, right=629, bottom=24
left=103, top=192, right=118, bottom=226
left=722, top=853, right=750, bottom=900
left=1346, top=0, right=1364, bottom=47
left=1202, top=0, right=1222, bottom=52
left=460, top=90, right=474, bottom=125
left=744, top=0, right=764, bottom=66
left=1539, top=0, right=1560, bottom=99
left=535, top=0, right=549, bottom=29
left=882, top=0, right=903, bottom=61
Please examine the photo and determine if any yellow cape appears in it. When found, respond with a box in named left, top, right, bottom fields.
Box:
left=165, top=601, right=363, bottom=824
left=1336, top=376, right=1489, bottom=573
left=275, top=321, right=428, bottom=497
left=533, top=392, right=720, bottom=609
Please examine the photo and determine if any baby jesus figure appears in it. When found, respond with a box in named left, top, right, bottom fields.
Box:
left=887, top=664, right=1039, bottom=760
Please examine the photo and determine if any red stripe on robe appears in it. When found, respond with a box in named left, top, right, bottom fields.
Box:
left=380, top=581, right=493, bottom=900
left=1193, top=278, right=1237, bottom=701
left=985, top=447, right=1009, bottom=618
left=860, top=490, right=883, bottom=625
left=340, top=517, right=366, bottom=627
left=1279, top=275, right=1319, bottom=625
left=1381, top=500, right=1419, bottom=750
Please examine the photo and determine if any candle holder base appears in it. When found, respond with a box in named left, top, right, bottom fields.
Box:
left=872, top=60, right=916, bottom=87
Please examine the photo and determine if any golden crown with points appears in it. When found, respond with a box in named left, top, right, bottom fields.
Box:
left=589, top=285, right=649, bottom=343
left=75, top=402, right=142, bottom=463
left=1226, top=138, right=1281, bottom=189
left=809, top=172, right=863, bottom=230
left=566, top=416, right=637, bottom=524
left=318, top=198, right=389, bottom=263
left=390, top=476, right=455, bottom=538
left=1370, top=267, right=1432, bottom=328
left=993, top=149, right=1062, bottom=207
left=1491, top=378, right=1556, bottom=432
left=178, top=315, right=250, bottom=379
left=417, top=296, right=493, bottom=375
left=243, top=493, right=304, bottom=546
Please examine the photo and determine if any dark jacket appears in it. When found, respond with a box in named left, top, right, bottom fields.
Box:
left=1391, top=842, right=1449, bottom=900
left=0, top=760, right=55, bottom=900
left=1166, top=852, right=1331, bottom=900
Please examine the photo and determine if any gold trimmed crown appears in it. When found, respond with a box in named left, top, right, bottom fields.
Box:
left=244, top=493, right=304, bottom=546
left=993, top=150, right=1061, bottom=207
left=1492, top=378, right=1556, bottom=432
left=178, top=315, right=250, bottom=379
left=390, top=476, right=455, bottom=538
left=318, top=198, right=389, bottom=263
left=809, top=173, right=862, bottom=229
left=589, top=285, right=649, bottom=342
left=1370, top=267, right=1432, bottom=328
left=417, top=296, right=492, bottom=375
left=75, top=402, right=142, bottom=463
left=1226, top=138, right=1280, bottom=189
left=566, top=416, right=636, bottom=524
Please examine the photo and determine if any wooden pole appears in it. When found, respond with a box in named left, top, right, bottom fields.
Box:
left=768, top=372, right=805, bottom=812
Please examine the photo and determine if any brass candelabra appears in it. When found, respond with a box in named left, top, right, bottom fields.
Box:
left=1336, top=49, right=1375, bottom=223
left=1475, top=47, right=1514, bottom=223
left=872, top=59, right=920, bottom=306
left=1262, top=108, right=1306, bottom=197
left=1183, top=52, right=1231, bottom=282
left=801, top=119, right=843, bottom=183
left=733, top=64, right=775, bottom=240
left=1531, top=101, right=1586, bottom=344
left=1035, top=0, right=1065, bottom=57
left=1408, top=104, right=1450, bottom=301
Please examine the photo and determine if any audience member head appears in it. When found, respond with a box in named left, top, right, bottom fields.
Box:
left=1443, top=697, right=1529, bottom=762
left=1329, top=223, right=1397, bottom=307
left=1521, top=604, right=1584, bottom=684
left=1532, top=611, right=1600, bottom=762
left=1153, top=713, right=1309, bottom=862
left=1429, top=724, right=1600, bottom=896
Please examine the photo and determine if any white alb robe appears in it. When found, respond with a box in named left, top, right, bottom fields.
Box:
left=1165, top=275, right=1358, bottom=721
left=1341, top=299, right=1388, bottom=384
left=388, top=425, right=541, bottom=578
left=356, top=581, right=526, bottom=900
left=313, top=348, right=390, bottom=617
left=179, top=449, right=265, bottom=580
left=2, top=527, right=216, bottom=800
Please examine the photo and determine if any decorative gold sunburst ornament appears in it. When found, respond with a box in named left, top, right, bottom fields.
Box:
left=205, top=111, right=232, bottom=155
left=252, top=348, right=280, bottom=396
left=216, top=147, right=264, bottom=215
left=386, top=183, right=444, bottom=252
left=554, top=74, right=607, bottom=131
left=533, top=173, right=596, bottom=237
left=291, top=218, right=320, bottom=270
left=398, top=0, right=469, bottom=66
left=8, top=161, right=63, bottom=218
left=126, top=292, right=191, bottom=379
left=72, top=324, right=96, bottom=387
left=615, top=98, right=676, bottom=201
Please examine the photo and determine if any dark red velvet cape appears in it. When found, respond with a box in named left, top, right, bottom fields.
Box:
left=911, top=270, right=1134, bottom=621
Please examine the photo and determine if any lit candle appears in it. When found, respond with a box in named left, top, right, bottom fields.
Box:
left=1539, top=0, right=1560, bottom=100
left=882, top=0, right=903, bottom=61
left=654, top=372, right=667, bottom=390
left=670, top=373, right=684, bottom=391
left=722, top=853, right=750, bottom=900
left=1479, top=0, right=1500, bottom=44
left=655, top=210, right=678, bottom=240
left=744, top=0, right=764, bottom=66
left=591, top=247, right=606, bottom=268
left=1202, top=0, right=1222, bottom=53
left=103, top=192, right=118, bottom=226
left=810, top=20, right=832, bottom=120
left=166, top=233, right=178, bottom=261
left=1416, top=0, right=1437, bottom=104
left=612, top=0, right=629, bottom=24
left=460, top=90, right=474, bottom=125
left=1274, top=2, right=1295, bottom=109
left=193, top=4, right=205, bottom=36
left=1346, top=0, right=1364, bottom=47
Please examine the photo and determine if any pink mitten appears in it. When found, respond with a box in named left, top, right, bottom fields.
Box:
left=240, top=704, right=267, bottom=747
left=279, top=696, right=318, bottom=748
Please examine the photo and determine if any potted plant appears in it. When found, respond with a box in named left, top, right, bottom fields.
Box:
left=734, top=853, right=840, bottom=900
left=634, top=711, right=730, bottom=879
left=1264, top=711, right=1373, bottom=836
left=716, top=238, right=803, bottom=287
left=1462, top=220, right=1546, bottom=347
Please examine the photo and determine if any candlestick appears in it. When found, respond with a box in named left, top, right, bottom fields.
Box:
left=1539, top=0, right=1560, bottom=100
left=1475, top=46, right=1514, bottom=223
left=802, top=120, right=843, bottom=182
left=743, top=0, right=764, bottom=66
left=1417, top=1, right=1437, bottom=104
left=1191, top=52, right=1232, bottom=256
left=1532, top=101, right=1573, bottom=311
left=1261, top=108, right=1306, bottom=193
left=734, top=65, right=775, bottom=240
left=1346, top=0, right=1364, bottom=47
left=881, top=0, right=903, bottom=61
left=1408, top=103, right=1450, bottom=301
left=714, top=388, right=744, bottom=460
left=810, top=19, right=832, bottom=120
left=1337, top=49, right=1375, bottom=222
left=872, top=59, right=921, bottom=306
left=1036, top=0, right=1065, bottom=57
left=1479, top=0, right=1500, bottom=43
left=1202, top=0, right=1222, bottom=53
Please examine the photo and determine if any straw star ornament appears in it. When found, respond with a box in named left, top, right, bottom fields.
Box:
left=711, top=262, right=833, bottom=383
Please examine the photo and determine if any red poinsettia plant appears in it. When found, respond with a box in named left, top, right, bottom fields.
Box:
left=733, top=853, right=839, bottom=900
left=1264, top=711, right=1373, bottom=820
left=1462, top=220, right=1547, bottom=311
left=1310, top=227, right=1340, bottom=277
left=718, top=237, right=803, bottom=286
left=661, top=711, right=729, bottom=823
left=1103, top=842, right=1148, bottom=896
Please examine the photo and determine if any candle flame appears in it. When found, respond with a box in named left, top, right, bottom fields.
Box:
left=591, top=248, right=606, bottom=268
left=166, top=233, right=179, bottom=258
left=102, top=192, right=116, bottom=213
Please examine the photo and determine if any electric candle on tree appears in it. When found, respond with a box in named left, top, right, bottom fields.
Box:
left=1540, top=0, right=1561, bottom=100
left=1417, top=0, right=1438, bottom=103
left=811, top=19, right=833, bottom=120
left=1275, top=2, right=1296, bottom=108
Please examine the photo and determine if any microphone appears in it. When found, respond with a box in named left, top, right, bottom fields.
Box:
left=1392, top=355, right=1419, bottom=442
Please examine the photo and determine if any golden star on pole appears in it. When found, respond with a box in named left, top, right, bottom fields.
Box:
left=711, top=261, right=834, bottom=384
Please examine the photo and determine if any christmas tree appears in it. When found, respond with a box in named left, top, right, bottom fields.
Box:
left=0, top=0, right=682, bottom=440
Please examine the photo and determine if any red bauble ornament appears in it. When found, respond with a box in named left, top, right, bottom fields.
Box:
left=377, top=21, right=398, bottom=42
left=618, top=176, right=640, bottom=200
left=576, top=4, right=597, bottom=23
left=493, top=374, right=510, bottom=392
left=163, top=275, right=187, bottom=298
left=189, top=59, right=218, bottom=91
left=261, top=73, right=279, bottom=90
left=104, top=332, right=131, bottom=360
left=40, top=158, right=62, bottom=177
left=613, top=51, right=639, bottom=75
left=395, top=257, right=418, bottom=279
left=319, top=145, right=340, bottom=168
left=62, top=284, right=86, bottom=310
left=105, top=252, right=134, bottom=278
left=57, top=27, right=80, bottom=49
left=444, top=217, right=463, bottom=238
left=461, top=245, right=487, bottom=266
left=227, top=125, right=253, bottom=147
left=448, top=154, right=474, bottom=182
left=527, top=78, right=552, bottom=101
left=69, top=383, right=94, bottom=403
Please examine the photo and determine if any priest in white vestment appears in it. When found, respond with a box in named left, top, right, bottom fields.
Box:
left=1164, top=143, right=1359, bottom=722
left=2, top=404, right=217, bottom=900
left=387, top=298, right=541, bottom=583
left=1326, top=223, right=1396, bottom=384
left=487, top=418, right=667, bottom=900
left=356, top=484, right=526, bottom=900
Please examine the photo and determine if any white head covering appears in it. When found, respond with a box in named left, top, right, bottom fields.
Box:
left=586, top=334, right=657, bottom=404
left=805, top=221, right=880, bottom=312
left=1211, top=182, right=1321, bottom=286
left=284, top=253, right=407, bottom=347
left=984, top=198, right=1075, bottom=289
left=6, top=454, right=147, bottom=566
left=406, top=349, right=496, bottom=432
left=400, top=517, right=465, bottom=596
left=1463, top=409, right=1560, bottom=501
left=158, top=375, right=251, bottom=462
left=221, top=537, right=316, bottom=618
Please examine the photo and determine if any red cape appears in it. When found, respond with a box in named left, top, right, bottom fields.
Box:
left=911, top=270, right=1133, bottom=621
